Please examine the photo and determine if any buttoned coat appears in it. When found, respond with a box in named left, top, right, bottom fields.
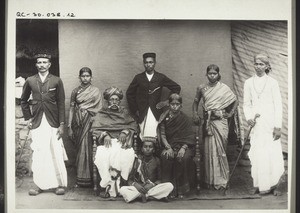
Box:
left=126, top=71, right=181, bottom=123
left=21, top=74, right=65, bottom=129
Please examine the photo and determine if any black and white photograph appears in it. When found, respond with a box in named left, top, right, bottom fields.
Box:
left=6, top=0, right=294, bottom=212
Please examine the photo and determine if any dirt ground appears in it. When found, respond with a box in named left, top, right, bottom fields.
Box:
left=13, top=144, right=289, bottom=211
left=14, top=174, right=288, bottom=211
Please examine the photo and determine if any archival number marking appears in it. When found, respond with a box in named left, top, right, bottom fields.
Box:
left=16, top=12, right=75, bottom=18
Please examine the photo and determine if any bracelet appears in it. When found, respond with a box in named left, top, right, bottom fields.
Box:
left=181, top=145, right=188, bottom=150
left=60, top=122, right=65, bottom=126
left=131, top=181, right=136, bottom=186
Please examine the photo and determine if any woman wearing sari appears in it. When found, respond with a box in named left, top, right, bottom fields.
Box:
left=192, top=64, right=238, bottom=190
left=68, top=67, right=103, bottom=187
left=158, top=93, right=195, bottom=198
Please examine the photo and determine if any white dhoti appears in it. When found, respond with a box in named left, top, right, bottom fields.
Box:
left=243, top=75, right=284, bottom=193
left=94, top=138, right=135, bottom=197
left=119, top=182, right=173, bottom=203
left=139, top=107, right=158, bottom=138
left=248, top=118, right=285, bottom=192
left=30, top=114, right=68, bottom=190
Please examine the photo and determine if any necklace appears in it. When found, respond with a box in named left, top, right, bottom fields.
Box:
left=208, top=81, right=218, bottom=87
left=252, top=76, right=268, bottom=99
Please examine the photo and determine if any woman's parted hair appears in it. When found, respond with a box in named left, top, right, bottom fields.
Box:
left=79, top=67, right=92, bottom=76
left=168, top=93, right=182, bottom=104
left=206, top=64, right=221, bottom=81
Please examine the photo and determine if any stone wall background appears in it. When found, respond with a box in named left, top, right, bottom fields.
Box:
left=15, top=104, right=32, bottom=177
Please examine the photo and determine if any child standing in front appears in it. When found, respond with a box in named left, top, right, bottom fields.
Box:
left=119, top=137, right=173, bottom=203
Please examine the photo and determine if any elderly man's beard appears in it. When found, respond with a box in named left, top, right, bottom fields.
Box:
left=108, top=104, right=120, bottom=110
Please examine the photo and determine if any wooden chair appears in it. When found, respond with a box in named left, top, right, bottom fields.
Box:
left=193, top=124, right=202, bottom=194
left=91, top=129, right=201, bottom=196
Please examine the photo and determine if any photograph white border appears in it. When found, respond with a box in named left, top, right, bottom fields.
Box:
left=6, top=0, right=294, bottom=212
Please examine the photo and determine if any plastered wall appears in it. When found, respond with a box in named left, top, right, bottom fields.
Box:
left=59, top=20, right=233, bottom=118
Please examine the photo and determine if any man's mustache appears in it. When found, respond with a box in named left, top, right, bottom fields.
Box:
left=108, top=104, right=120, bottom=109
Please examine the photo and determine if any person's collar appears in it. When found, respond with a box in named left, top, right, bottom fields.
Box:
left=38, top=71, right=49, bottom=78
left=38, top=71, right=49, bottom=82
left=145, top=70, right=155, bottom=75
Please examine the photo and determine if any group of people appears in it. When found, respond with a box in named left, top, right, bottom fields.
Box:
left=20, top=51, right=285, bottom=203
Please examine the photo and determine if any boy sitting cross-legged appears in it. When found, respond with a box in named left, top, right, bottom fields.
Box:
left=119, top=137, right=173, bottom=203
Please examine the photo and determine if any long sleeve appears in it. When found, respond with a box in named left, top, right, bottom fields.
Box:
left=126, top=75, right=138, bottom=115
left=162, top=75, right=181, bottom=94
left=272, top=80, right=282, bottom=128
left=57, top=78, right=66, bottom=124
left=243, top=79, right=254, bottom=121
left=20, top=79, right=32, bottom=120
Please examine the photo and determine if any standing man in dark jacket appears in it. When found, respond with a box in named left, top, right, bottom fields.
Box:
left=21, top=53, right=68, bottom=196
left=126, top=53, right=181, bottom=139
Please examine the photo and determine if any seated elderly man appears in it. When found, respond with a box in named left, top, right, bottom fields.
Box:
left=92, top=87, right=137, bottom=198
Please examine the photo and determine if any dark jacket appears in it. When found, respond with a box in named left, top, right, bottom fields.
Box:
left=20, top=74, right=65, bottom=129
left=126, top=71, right=181, bottom=123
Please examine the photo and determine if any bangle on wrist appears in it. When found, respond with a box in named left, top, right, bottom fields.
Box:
left=181, top=145, right=187, bottom=150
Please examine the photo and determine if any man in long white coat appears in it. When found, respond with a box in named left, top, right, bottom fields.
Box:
left=243, top=53, right=284, bottom=195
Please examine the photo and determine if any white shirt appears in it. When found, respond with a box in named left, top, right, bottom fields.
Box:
left=38, top=71, right=49, bottom=83
left=243, top=74, right=282, bottom=129
left=146, top=72, right=154, bottom=81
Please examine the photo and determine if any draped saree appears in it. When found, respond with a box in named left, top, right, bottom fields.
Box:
left=70, top=84, right=102, bottom=186
left=200, top=82, right=236, bottom=189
